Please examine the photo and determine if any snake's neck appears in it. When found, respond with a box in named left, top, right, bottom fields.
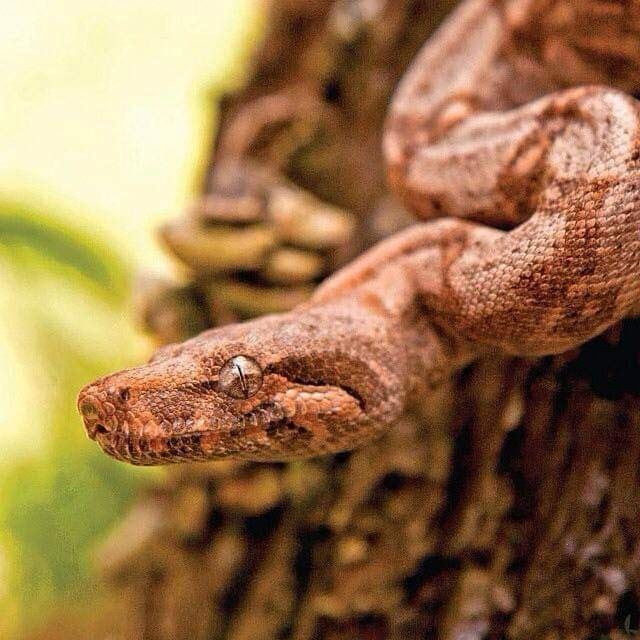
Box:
left=307, top=252, right=476, bottom=412
left=309, top=220, right=484, bottom=392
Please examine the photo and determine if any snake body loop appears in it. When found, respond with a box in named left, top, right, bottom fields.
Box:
left=382, top=0, right=640, bottom=355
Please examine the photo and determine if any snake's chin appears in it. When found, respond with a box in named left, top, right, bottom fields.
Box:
left=94, top=431, right=213, bottom=466
left=92, top=413, right=336, bottom=464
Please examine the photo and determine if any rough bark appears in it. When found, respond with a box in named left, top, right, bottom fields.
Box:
left=80, top=2, right=640, bottom=639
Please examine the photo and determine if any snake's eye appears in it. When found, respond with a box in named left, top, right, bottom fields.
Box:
left=218, top=355, right=263, bottom=399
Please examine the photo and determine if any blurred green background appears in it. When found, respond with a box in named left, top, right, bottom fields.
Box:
left=0, top=1, right=259, bottom=636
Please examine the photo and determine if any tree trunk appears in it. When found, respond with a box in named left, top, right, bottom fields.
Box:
left=94, top=2, right=640, bottom=639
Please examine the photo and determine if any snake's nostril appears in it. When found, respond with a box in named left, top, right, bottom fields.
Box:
left=79, top=400, right=99, bottom=419
left=94, top=423, right=109, bottom=435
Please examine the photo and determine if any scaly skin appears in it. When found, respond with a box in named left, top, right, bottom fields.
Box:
left=79, top=0, right=640, bottom=464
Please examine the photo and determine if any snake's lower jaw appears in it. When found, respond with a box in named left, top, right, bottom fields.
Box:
left=91, top=430, right=223, bottom=465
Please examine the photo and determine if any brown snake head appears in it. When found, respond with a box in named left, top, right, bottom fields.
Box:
left=77, top=300, right=409, bottom=464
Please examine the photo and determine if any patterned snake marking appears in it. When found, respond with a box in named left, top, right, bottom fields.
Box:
left=78, top=0, right=640, bottom=464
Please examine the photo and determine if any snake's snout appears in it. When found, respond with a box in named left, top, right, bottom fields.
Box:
left=77, top=382, right=131, bottom=440
left=78, top=395, right=108, bottom=439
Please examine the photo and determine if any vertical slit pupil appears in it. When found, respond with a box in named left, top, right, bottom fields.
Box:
left=219, top=355, right=264, bottom=399
left=235, top=363, right=249, bottom=398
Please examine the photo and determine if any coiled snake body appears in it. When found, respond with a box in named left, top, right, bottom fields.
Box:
left=79, top=0, right=640, bottom=464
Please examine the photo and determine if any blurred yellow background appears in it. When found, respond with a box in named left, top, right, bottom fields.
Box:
left=0, top=1, right=260, bottom=635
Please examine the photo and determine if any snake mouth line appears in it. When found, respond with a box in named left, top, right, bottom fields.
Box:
left=93, top=415, right=311, bottom=465
left=95, top=431, right=213, bottom=465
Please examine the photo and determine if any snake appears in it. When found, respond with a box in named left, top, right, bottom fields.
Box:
left=78, top=0, right=640, bottom=464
